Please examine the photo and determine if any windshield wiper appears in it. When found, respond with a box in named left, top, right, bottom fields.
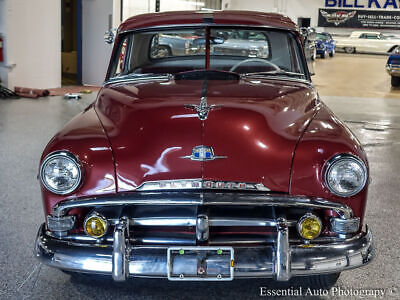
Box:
left=108, top=72, right=172, bottom=82
left=244, top=70, right=305, bottom=78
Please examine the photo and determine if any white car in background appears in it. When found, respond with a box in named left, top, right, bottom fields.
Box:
left=336, top=31, right=400, bottom=54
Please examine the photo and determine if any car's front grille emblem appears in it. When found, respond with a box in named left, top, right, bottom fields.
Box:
left=182, top=145, right=226, bottom=161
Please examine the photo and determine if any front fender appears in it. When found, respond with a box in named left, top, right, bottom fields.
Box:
left=290, top=103, right=368, bottom=224
left=39, top=105, right=116, bottom=217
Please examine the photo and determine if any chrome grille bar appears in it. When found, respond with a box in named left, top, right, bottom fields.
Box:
left=52, top=192, right=354, bottom=219
left=108, top=217, right=298, bottom=227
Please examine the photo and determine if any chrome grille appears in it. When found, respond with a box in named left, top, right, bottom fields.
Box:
left=102, top=205, right=309, bottom=246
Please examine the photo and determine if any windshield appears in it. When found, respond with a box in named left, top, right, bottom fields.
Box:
left=317, top=33, right=327, bottom=41
left=108, top=27, right=307, bottom=80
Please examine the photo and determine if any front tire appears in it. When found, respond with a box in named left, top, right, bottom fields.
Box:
left=344, top=47, right=355, bottom=54
left=320, top=49, right=327, bottom=59
left=296, top=273, right=340, bottom=289
left=392, top=76, right=400, bottom=87
left=329, top=48, right=335, bottom=57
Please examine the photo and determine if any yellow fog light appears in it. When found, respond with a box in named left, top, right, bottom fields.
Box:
left=84, top=214, right=108, bottom=238
left=297, top=213, right=322, bottom=240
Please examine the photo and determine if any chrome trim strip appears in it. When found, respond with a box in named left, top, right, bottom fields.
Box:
left=135, top=179, right=270, bottom=192
left=104, top=75, right=171, bottom=86
left=275, top=218, right=290, bottom=281
left=132, top=217, right=196, bottom=227
left=208, top=218, right=297, bottom=227
left=35, top=224, right=374, bottom=280
left=51, top=192, right=354, bottom=219
left=114, top=217, right=297, bottom=227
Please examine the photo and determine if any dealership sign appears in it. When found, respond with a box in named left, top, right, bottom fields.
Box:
left=318, top=8, right=400, bottom=28
left=325, top=0, right=400, bottom=9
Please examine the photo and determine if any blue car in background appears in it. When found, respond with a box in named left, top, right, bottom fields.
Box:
left=386, top=46, right=400, bottom=87
left=316, top=32, right=336, bottom=59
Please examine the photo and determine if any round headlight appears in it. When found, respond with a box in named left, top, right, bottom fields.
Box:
left=40, top=151, right=82, bottom=195
left=324, top=154, right=367, bottom=197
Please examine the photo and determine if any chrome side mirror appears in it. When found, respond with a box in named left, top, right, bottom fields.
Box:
left=104, top=29, right=117, bottom=44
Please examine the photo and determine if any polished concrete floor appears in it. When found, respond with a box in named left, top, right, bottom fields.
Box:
left=0, top=53, right=399, bottom=299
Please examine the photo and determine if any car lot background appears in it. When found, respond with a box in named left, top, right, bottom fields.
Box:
left=0, top=53, right=399, bottom=299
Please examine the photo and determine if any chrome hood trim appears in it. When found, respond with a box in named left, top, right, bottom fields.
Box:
left=135, top=179, right=270, bottom=192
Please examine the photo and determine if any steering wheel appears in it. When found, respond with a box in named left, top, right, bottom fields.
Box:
left=229, top=58, right=280, bottom=73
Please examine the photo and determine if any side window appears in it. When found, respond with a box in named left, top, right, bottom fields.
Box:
left=110, top=36, right=133, bottom=78
left=359, top=34, right=367, bottom=39
left=367, top=34, right=378, bottom=40
left=115, top=37, right=130, bottom=76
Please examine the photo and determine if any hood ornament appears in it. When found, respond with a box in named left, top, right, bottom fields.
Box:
left=184, top=80, right=222, bottom=120
left=182, top=145, right=226, bottom=161
left=184, top=96, right=221, bottom=121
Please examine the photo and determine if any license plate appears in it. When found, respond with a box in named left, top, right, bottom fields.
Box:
left=167, top=246, right=234, bottom=281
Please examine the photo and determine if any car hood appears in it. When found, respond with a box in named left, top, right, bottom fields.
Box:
left=95, top=76, right=319, bottom=192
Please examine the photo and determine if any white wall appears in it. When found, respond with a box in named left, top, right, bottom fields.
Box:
left=82, top=0, right=115, bottom=86
left=0, top=0, right=8, bottom=86
left=223, top=0, right=323, bottom=27
left=0, top=0, right=61, bottom=89
left=123, top=0, right=154, bottom=20
left=160, top=0, right=205, bottom=12
left=122, top=0, right=205, bottom=21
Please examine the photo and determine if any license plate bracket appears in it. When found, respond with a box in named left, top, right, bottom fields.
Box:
left=167, top=246, right=234, bottom=281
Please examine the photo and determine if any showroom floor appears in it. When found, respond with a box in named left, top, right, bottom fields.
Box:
left=0, top=53, right=399, bottom=299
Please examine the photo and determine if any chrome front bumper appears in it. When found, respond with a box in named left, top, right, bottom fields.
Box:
left=386, top=64, right=400, bottom=76
left=35, top=223, right=374, bottom=282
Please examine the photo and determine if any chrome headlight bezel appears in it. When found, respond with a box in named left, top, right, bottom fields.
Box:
left=324, top=154, right=367, bottom=197
left=40, top=151, right=82, bottom=195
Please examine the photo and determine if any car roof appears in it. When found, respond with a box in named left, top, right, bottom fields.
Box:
left=119, top=10, right=298, bottom=32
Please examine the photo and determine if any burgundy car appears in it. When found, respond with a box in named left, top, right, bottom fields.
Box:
left=35, top=11, right=374, bottom=287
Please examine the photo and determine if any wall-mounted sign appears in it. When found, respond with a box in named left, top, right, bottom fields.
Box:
left=325, top=0, right=400, bottom=9
left=318, top=8, right=400, bottom=29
